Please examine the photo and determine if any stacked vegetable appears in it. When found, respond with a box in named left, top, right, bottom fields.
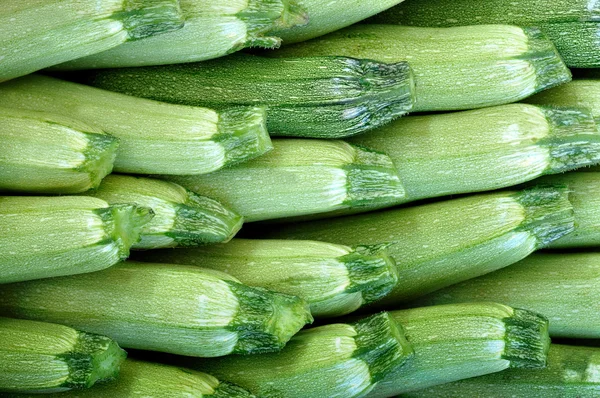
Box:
left=2, top=0, right=600, bottom=396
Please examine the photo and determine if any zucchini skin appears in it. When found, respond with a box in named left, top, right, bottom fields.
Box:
left=81, top=54, right=415, bottom=138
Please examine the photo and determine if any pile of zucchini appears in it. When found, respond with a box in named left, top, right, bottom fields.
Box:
left=1, top=0, right=600, bottom=397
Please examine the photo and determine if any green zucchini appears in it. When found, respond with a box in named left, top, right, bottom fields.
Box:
left=527, top=79, right=600, bottom=123
left=87, top=175, right=243, bottom=249
left=399, top=344, right=600, bottom=398
left=0, top=317, right=126, bottom=393
left=133, top=240, right=397, bottom=317
left=0, top=261, right=313, bottom=357
left=269, top=24, right=571, bottom=112
left=80, top=55, right=415, bottom=138
left=0, top=0, right=183, bottom=81
left=0, top=196, right=152, bottom=284
left=165, top=139, right=405, bottom=221
left=348, top=104, right=600, bottom=201
left=54, top=0, right=307, bottom=69
left=6, top=359, right=255, bottom=397
left=366, top=303, right=550, bottom=397
left=369, top=0, right=600, bottom=68
left=185, top=312, right=413, bottom=398
left=0, top=107, right=118, bottom=194
left=0, top=75, right=271, bottom=175
left=260, top=186, right=574, bottom=303
left=407, top=252, right=600, bottom=338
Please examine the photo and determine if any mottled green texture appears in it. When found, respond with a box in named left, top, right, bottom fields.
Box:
left=271, top=24, right=571, bottom=112
left=400, top=344, right=600, bottom=398
left=527, top=79, right=600, bottom=123
left=187, top=312, right=413, bottom=398
left=409, top=252, right=600, bottom=338
left=0, top=317, right=125, bottom=393
left=0, top=196, right=152, bottom=284
left=134, top=240, right=397, bottom=317
left=81, top=55, right=414, bottom=138
left=54, top=0, right=307, bottom=69
left=370, top=0, right=600, bottom=68
left=349, top=104, right=600, bottom=201
left=166, top=139, right=405, bottom=221
left=263, top=187, right=574, bottom=303
left=88, top=175, right=243, bottom=249
left=0, top=0, right=183, bottom=81
left=367, top=303, right=550, bottom=397
left=0, top=262, right=312, bottom=357
left=0, top=107, right=118, bottom=194
left=0, top=75, right=271, bottom=175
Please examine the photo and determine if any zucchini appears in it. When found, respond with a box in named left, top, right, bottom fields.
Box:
left=369, top=0, right=600, bottom=68
left=0, top=0, right=183, bottom=81
left=80, top=54, right=415, bottom=138
left=0, top=196, right=152, bottom=284
left=185, top=312, right=413, bottom=398
left=399, top=344, right=600, bottom=398
left=0, top=261, right=313, bottom=357
left=269, top=24, right=571, bottom=112
left=0, top=107, right=118, bottom=194
left=166, top=139, right=405, bottom=221
left=408, top=252, right=600, bottom=338
left=366, top=303, right=549, bottom=397
left=527, top=79, right=600, bottom=123
left=0, top=317, right=126, bottom=393
left=54, top=0, right=307, bottom=69
left=133, top=240, right=397, bottom=317
left=260, top=186, right=574, bottom=303
left=6, top=359, right=255, bottom=397
left=0, top=75, right=271, bottom=175
left=87, top=175, right=243, bottom=249
left=348, top=104, right=600, bottom=201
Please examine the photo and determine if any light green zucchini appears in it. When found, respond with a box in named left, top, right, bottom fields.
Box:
left=0, top=261, right=313, bottom=357
left=0, top=317, right=126, bottom=394
left=54, top=0, right=307, bottom=69
left=0, top=0, right=183, bottom=81
left=366, top=303, right=550, bottom=397
left=133, top=240, right=397, bottom=317
left=185, top=312, right=413, bottom=398
left=407, top=252, right=600, bottom=338
left=0, top=75, right=271, bottom=175
left=80, top=55, right=415, bottom=138
left=0, top=196, right=152, bottom=284
left=260, top=186, right=574, bottom=303
left=348, top=104, right=600, bottom=201
left=165, top=139, right=405, bottom=222
left=527, top=79, right=600, bottom=123
left=0, top=107, right=118, bottom=194
left=87, top=175, right=243, bottom=249
left=399, top=344, right=600, bottom=398
left=269, top=24, right=571, bottom=112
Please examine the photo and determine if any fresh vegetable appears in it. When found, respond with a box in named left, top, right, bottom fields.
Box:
left=185, top=312, right=413, bottom=398
left=369, top=0, right=600, bottom=68
left=348, top=104, right=600, bottom=201
left=0, top=317, right=126, bottom=393
left=269, top=24, right=571, bottom=111
left=407, top=252, right=600, bottom=338
left=0, top=0, right=183, bottom=81
left=0, top=261, right=313, bottom=357
left=261, top=187, right=574, bottom=303
left=399, top=344, right=600, bottom=398
left=366, top=303, right=550, bottom=397
left=5, top=359, right=255, bottom=397
left=134, top=239, right=398, bottom=317
left=87, top=175, right=243, bottom=249
left=0, top=196, right=152, bottom=284
left=0, top=107, right=118, bottom=194
left=53, top=0, right=307, bottom=69
left=527, top=79, right=600, bottom=123
left=80, top=55, right=415, bottom=138
left=166, top=139, right=405, bottom=221
left=0, top=75, right=272, bottom=175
